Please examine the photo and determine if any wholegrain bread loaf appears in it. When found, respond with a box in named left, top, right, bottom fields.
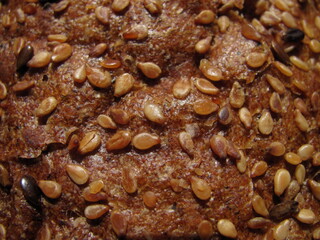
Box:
left=0, top=0, right=320, bottom=239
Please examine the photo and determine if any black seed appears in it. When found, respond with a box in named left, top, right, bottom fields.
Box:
left=282, top=28, right=305, bottom=42
left=271, top=41, right=290, bottom=64
left=16, top=45, right=34, bottom=71
left=269, top=200, right=298, bottom=221
left=20, top=175, right=41, bottom=206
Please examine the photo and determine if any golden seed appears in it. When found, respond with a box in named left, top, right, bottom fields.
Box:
left=193, top=99, right=219, bottom=115
left=312, top=152, right=320, bottom=166
left=89, top=180, right=104, bottom=194
left=239, top=107, right=252, bottom=128
left=284, top=180, right=300, bottom=201
left=247, top=217, right=272, bottom=230
left=137, top=62, right=161, bottom=79
left=252, top=194, right=269, bottom=217
left=110, top=211, right=127, bottom=237
left=144, top=0, right=162, bottom=14
left=114, top=73, right=134, bottom=97
left=27, top=51, right=52, bottom=68
left=313, top=227, right=320, bottom=239
left=311, top=92, right=320, bottom=111
left=241, top=23, right=261, bottom=41
left=52, top=43, right=72, bottom=63
left=84, top=204, right=109, bottom=220
left=294, top=98, right=309, bottom=116
left=73, top=65, right=86, bottom=83
left=143, top=191, right=157, bottom=208
left=170, top=178, right=188, bottom=193
left=315, top=16, right=320, bottom=29
left=194, top=78, right=219, bottom=95
left=273, top=61, right=293, bottom=77
left=97, top=114, right=117, bottom=129
left=290, top=56, right=309, bottom=71
left=23, top=3, right=37, bottom=15
left=274, top=0, right=289, bottom=11
left=195, top=10, right=215, bottom=24
left=296, top=209, right=315, bottom=224
left=294, top=109, right=309, bottom=132
left=178, top=132, right=194, bottom=157
left=123, top=24, right=148, bottom=40
left=251, top=161, right=268, bottom=178
left=86, top=66, right=111, bottom=89
left=199, top=59, right=223, bottom=81
left=258, top=110, right=274, bottom=135
left=251, top=18, right=267, bottom=33
left=90, top=43, right=107, bottom=57
left=35, top=97, right=58, bottom=117
left=236, top=150, right=247, bottom=173
left=78, top=131, right=101, bottom=155
left=295, top=164, right=306, bottom=185
left=302, top=19, right=314, bottom=38
left=195, top=36, right=212, bottom=54
left=190, top=176, right=211, bottom=200
left=273, top=219, right=290, bottom=240
left=269, top=141, right=286, bottom=156
left=218, top=105, right=233, bottom=125
left=227, top=141, right=240, bottom=159
left=0, top=82, right=7, bottom=100
left=144, top=103, right=165, bottom=124
left=281, top=12, right=297, bottom=28
left=308, top=179, right=320, bottom=200
left=132, top=132, right=160, bottom=150
left=52, top=0, right=69, bottom=12
left=66, top=164, right=89, bottom=185
left=229, top=81, right=245, bottom=109
left=110, top=108, right=130, bottom=125
left=284, top=152, right=302, bottom=165
left=16, top=8, right=25, bottom=23
left=95, top=6, right=109, bottom=25
left=122, top=166, right=137, bottom=194
left=2, top=14, right=13, bottom=28
left=246, top=52, right=267, bottom=68
left=309, top=39, right=320, bottom=53
left=82, top=186, right=108, bottom=202
left=112, top=0, right=130, bottom=13
left=47, top=34, right=67, bottom=43
left=13, top=37, right=25, bottom=56
left=101, top=59, right=121, bottom=69
left=210, top=135, right=228, bottom=159
left=0, top=164, right=11, bottom=187
left=266, top=74, right=285, bottom=94
left=172, top=78, right=191, bottom=99
left=198, top=220, right=213, bottom=240
left=297, top=144, right=314, bottom=161
left=292, top=79, right=308, bottom=93
left=269, top=92, right=282, bottom=113
left=38, top=180, right=62, bottom=199
left=274, top=168, right=291, bottom=196
left=217, top=16, right=230, bottom=33
left=260, top=11, right=281, bottom=26
left=217, top=219, right=237, bottom=239
left=106, top=130, right=131, bottom=151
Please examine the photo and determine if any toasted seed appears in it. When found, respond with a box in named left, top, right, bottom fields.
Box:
left=316, top=16, right=320, bottom=29
left=67, top=134, right=79, bottom=151
left=296, top=209, right=315, bottom=224
left=101, top=59, right=121, bottom=69
left=313, top=227, right=320, bottom=239
left=97, top=114, right=117, bottom=129
left=210, top=135, right=228, bottom=159
left=132, top=132, right=160, bottom=150
left=283, top=28, right=305, bottom=42
left=47, top=34, right=67, bottom=43
left=251, top=161, right=268, bottom=178
left=52, top=0, right=69, bottom=12
left=110, top=108, right=130, bottom=125
left=12, top=80, right=35, bottom=92
left=273, top=61, right=293, bottom=77
left=178, top=132, right=194, bottom=157
left=82, top=187, right=108, bottom=202
left=198, top=220, right=213, bottom=240
left=217, top=16, right=230, bottom=33
left=13, top=37, right=26, bottom=56
left=190, top=176, right=211, bottom=200
left=284, top=152, right=302, bottom=165
left=246, top=52, right=267, bottom=68
left=0, top=82, right=7, bottom=100
left=143, top=191, right=157, bottom=208
left=274, top=168, right=291, bottom=196
left=258, top=110, right=273, bottom=135
left=52, top=43, right=72, bottom=63
left=308, top=179, right=320, bottom=200
left=281, top=12, right=297, bottom=28
left=297, top=144, right=314, bottom=161
left=217, top=219, right=237, bottom=239
left=194, top=99, right=218, bottom=115
left=270, top=201, right=298, bottom=221
left=195, top=36, right=212, bottom=54
left=195, top=10, right=215, bottom=24
left=218, top=105, right=233, bottom=125
left=294, top=109, right=309, bottom=132
left=194, top=78, right=219, bottom=95
left=112, top=0, right=130, bottom=13
left=227, top=141, right=240, bottom=159
left=66, top=164, right=89, bottom=185
left=271, top=41, right=290, bottom=65
left=274, top=0, right=289, bottom=10
left=27, top=51, right=51, bottom=68
left=144, top=0, right=162, bottom=14
left=292, top=79, right=308, bottom=93
left=0, top=164, right=11, bottom=187
left=38, top=180, right=62, bottom=199
left=16, top=45, right=34, bottom=70
left=302, top=20, right=315, bottom=38
left=309, top=39, right=320, bottom=53
left=290, top=56, right=309, bottom=71
left=122, top=166, right=137, bottom=194
left=241, top=23, right=261, bottom=41
left=89, top=180, right=104, bottom=194
left=106, top=130, right=132, bottom=151
left=269, top=142, right=286, bottom=156
left=239, top=107, right=252, bottom=128
left=86, top=66, right=111, bottom=88
left=114, top=73, right=134, bottom=97
left=236, top=150, right=247, bottom=173
left=20, top=175, right=41, bottom=206
left=84, top=204, right=109, bottom=220
left=284, top=180, right=300, bottom=201
left=311, top=92, right=320, bottom=111
left=73, top=65, right=86, bottom=83
left=273, top=219, right=290, bottom=240
left=95, top=6, right=109, bottom=25
left=111, top=211, right=127, bottom=237
left=269, top=92, right=282, bottom=113
left=78, top=131, right=101, bottom=155
left=2, top=14, right=12, bottom=28
left=170, top=178, right=188, bottom=192
left=90, top=43, right=107, bottom=57
left=37, top=224, right=51, bottom=240
left=35, top=97, right=58, bottom=117
left=313, top=152, right=320, bottom=166
left=16, top=8, right=25, bottom=23
left=137, top=62, right=161, bottom=79
left=172, top=78, right=191, bottom=99
left=252, top=194, right=269, bottom=217
left=199, top=59, right=222, bottom=81
left=247, top=217, right=272, bottom=230
left=123, top=24, right=148, bottom=40
left=23, top=4, right=37, bottom=14
left=294, top=98, right=309, bottom=116
left=229, top=81, right=245, bottom=109
left=144, top=103, right=165, bottom=124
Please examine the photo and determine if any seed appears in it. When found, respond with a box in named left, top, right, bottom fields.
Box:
left=195, top=10, right=215, bottom=24
left=97, top=114, right=117, bottom=129
left=123, top=24, right=148, bottom=40
left=132, top=132, right=160, bottom=150
left=52, top=0, right=69, bottom=12
left=38, top=180, right=62, bottom=199
left=313, top=227, right=320, bottom=239
left=84, top=204, right=109, bottom=220
left=95, top=6, right=109, bottom=25
left=23, top=3, right=37, bottom=15
left=73, top=65, right=86, bottom=83
left=199, top=59, right=222, bottom=81
left=311, top=92, right=320, bottom=111
left=292, top=79, right=308, bottom=93
left=227, top=141, right=240, bottom=159
left=290, top=56, right=309, bottom=71
left=241, top=23, right=261, bottom=41
left=90, top=43, right=107, bottom=57
left=297, top=144, right=314, bottom=161
left=35, top=97, right=58, bottom=117
left=82, top=187, right=108, bottom=202
left=195, top=36, right=212, bottom=54
left=308, top=39, right=320, bottom=53
left=67, top=134, right=79, bottom=151
left=27, top=51, right=52, bottom=68
left=294, top=109, right=309, bottom=132
left=236, top=150, right=247, bottom=173
left=144, top=0, right=162, bottom=14
left=106, top=130, right=132, bottom=151
left=0, top=82, right=7, bottom=100
left=110, top=108, right=130, bottom=125
left=284, top=180, right=300, bottom=201
left=251, top=18, right=266, bottom=33
left=66, top=164, right=89, bottom=185
left=217, top=16, right=230, bottom=33
left=274, top=0, right=289, bottom=10
left=38, top=224, right=51, bottom=240
left=111, top=0, right=130, bottom=13
left=86, top=66, right=111, bottom=88
left=270, top=201, right=298, bottom=221
left=282, top=28, right=304, bottom=42
left=13, top=37, right=26, bottom=56
left=294, top=98, right=309, bottom=116
left=273, top=61, right=293, bottom=77
left=313, top=152, right=320, bottom=166
left=274, top=168, right=291, bottom=196
left=251, top=161, right=268, bottom=178
left=0, top=164, right=11, bottom=187
left=294, top=164, right=305, bottom=185
left=239, top=107, right=252, bottom=128
left=78, top=131, right=101, bottom=155
left=16, top=45, right=34, bottom=70
left=194, top=78, right=219, bottom=95
left=258, top=110, right=273, bottom=135
left=193, top=99, right=218, bottom=116
left=273, top=219, right=290, bottom=240
left=89, top=180, right=104, bottom=194
left=315, top=16, right=320, bottom=29
left=217, top=219, right=237, bottom=239
left=229, top=81, right=245, bottom=109
left=144, top=103, right=165, bottom=124
left=266, top=74, right=285, bottom=94
left=252, top=194, right=269, bottom=217
left=20, top=175, right=41, bottom=206
left=198, top=220, right=213, bottom=240
left=269, top=92, right=282, bottom=113
left=178, top=132, right=194, bottom=157
left=271, top=41, right=290, bottom=65
left=281, top=12, right=297, bottom=28
left=114, top=73, right=134, bottom=97
left=172, top=78, right=191, bottom=99
left=16, top=8, right=25, bottom=23
left=170, top=178, right=188, bottom=192
left=101, top=59, right=121, bottom=69
left=52, top=43, right=72, bottom=63
left=302, top=20, right=315, bottom=38
left=269, top=141, right=286, bottom=156
left=260, top=11, right=281, bottom=26
left=2, top=14, right=12, bottom=28
left=122, top=166, right=137, bottom=194
left=296, top=209, right=315, bottom=224
left=284, top=152, right=301, bottom=165
left=210, top=135, right=227, bottom=159
left=246, top=52, right=267, bottom=68
left=190, top=176, right=211, bottom=200
left=110, top=211, right=127, bottom=237
left=13, top=80, right=35, bottom=93
left=218, top=105, right=233, bottom=125
left=308, top=179, right=320, bottom=200
left=247, top=217, right=272, bottom=230
left=143, top=191, right=157, bottom=208
left=47, top=34, right=67, bottom=43
left=137, top=62, right=161, bottom=79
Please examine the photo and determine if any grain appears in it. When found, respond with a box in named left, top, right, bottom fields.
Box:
left=190, top=176, right=211, bottom=200
left=258, top=110, right=273, bottom=135
left=110, top=108, right=130, bottom=125
left=217, top=16, right=230, bottom=33
left=218, top=105, right=233, bottom=125
left=229, top=81, right=245, bottom=109
left=294, top=109, right=309, bottom=132
left=123, top=24, right=148, bottom=40
left=84, top=204, right=109, bottom=220
left=210, top=135, right=228, bottom=159
left=20, top=175, right=41, bottom=206
left=266, top=75, right=285, bottom=94
left=16, top=45, right=34, bottom=70
left=86, top=66, right=111, bottom=88
left=194, top=78, right=219, bottom=95
left=199, top=59, right=223, bottom=81
left=144, top=0, right=162, bottom=14
left=73, top=65, right=86, bottom=83
left=0, top=164, right=11, bottom=187
left=297, top=144, right=314, bottom=161
left=273, top=219, right=290, bottom=240
left=137, top=62, right=161, bottom=79
left=296, top=209, right=315, bottom=224
left=38, top=180, right=62, bottom=199
left=281, top=12, right=297, bottom=28
left=273, top=61, right=293, bottom=77
left=27, top=51, right=52, bottom=68
left=239, top=107, right=252, bottom=128
left=143, top=191, right=157, bottom=208
left=246, top=52, right=267, bottom=68
left=0, top=82, right=7, bottom=100
left=106, top=131, right=131, bottom=151
left=78, top=131, right=101, bottom=155
left=132, top=133, right=160, bottom=150
left=144, top=103, right=165, bottom=124
left=66, top=164, right=89, bottom=185
left=284, top=152, right=302, bottom=165
left=308, top=179, right=320, bottom=200
left=274, top=168, right=291, bottom=196
left=269, top=92, right=282, bottom=113
left=194, top=99, right=219, bottom=115
left=35, top=97, right=58, bottom=117
left=290, top=56, right=309, bottom=71
left=295, top=164, right=305, bottom=185
left=217, top=219, right=237, bottom=238
left=198, top=220, right=213, bottom=240
left=111, top=212, right=127, bottom=237
left=97, top=114, right=117, bottom=129
left=195, top=10, right=215, bottom=24
left=112, top=0, right=130, bottom=13
left=269, top=142, right=285, bottom=156
left=251, top=161, right=268, bottom=178
left=90, top=43, right=107, bottom=57
left=172, top=78, right=191, bottom=99
left=241, top=23, right=261, bottom=41
left=178, top=132, right=194, bottom=157
left=95, top=6, right=109, bottom=25
left=114, top=73, right=134, bottom=97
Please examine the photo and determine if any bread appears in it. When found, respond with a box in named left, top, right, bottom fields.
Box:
left=0, top=0, right=319, bottom=239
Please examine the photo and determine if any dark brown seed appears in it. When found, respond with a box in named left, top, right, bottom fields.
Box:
left=20, top=175, right=41, bottom=206
left=269, top=200, right=298, bottom=221
left=16, top=45, right=34, bottom=70
left=218, top=105, right=233, bottom=125
left=110, top=108, right=130, bottom=125
left=210, top=135, right=228, bottom=159
left=282, top=28, right=305, bottom=42
left=111, top=211, right=128, bottom=237
left=12, top=80, right=35, bottom=92
left=227, top=141, right=241, bottom=159
left=271, top=41, right=290, bottom=64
